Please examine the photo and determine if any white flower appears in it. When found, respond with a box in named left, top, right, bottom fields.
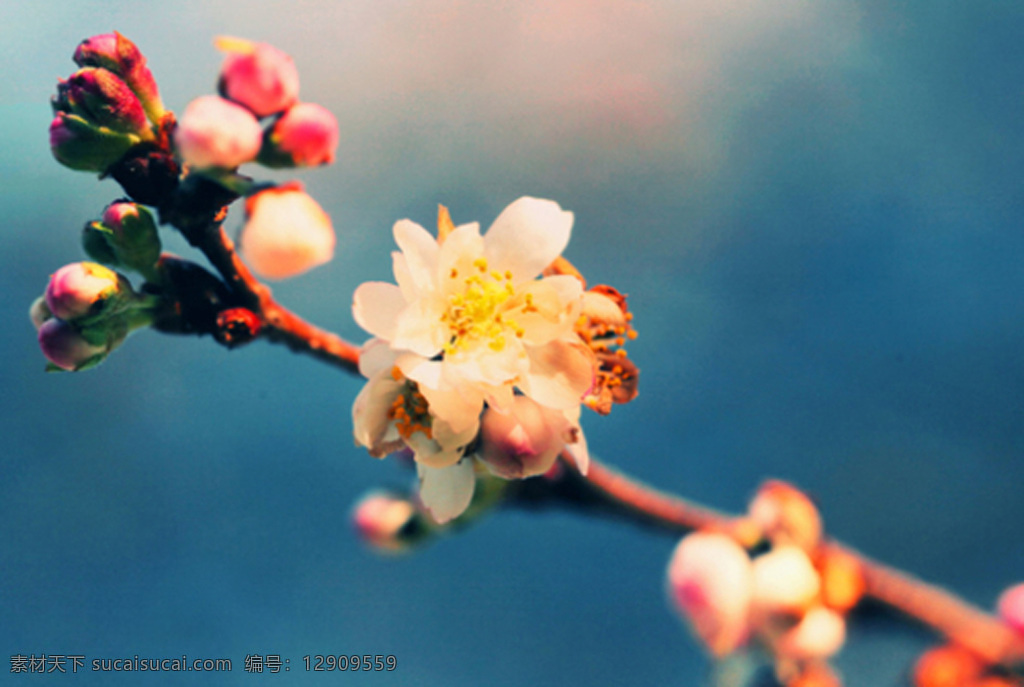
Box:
left=353, top=197, right=594, bottom=425
left=351, top=198, right=596, bottom=523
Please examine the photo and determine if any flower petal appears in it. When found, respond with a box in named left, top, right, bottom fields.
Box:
left=358, top=338, right=397, bottom=378
left=393, top=219, right=438, bottom=293
left=352, top=372, right=404, bottom=457
left=437, top=222, right=485, bottom=295
left=565, top=424, right=590, bottom=475
left=391, top=297, right=446, bottom=358
left=417, top=460, right=476, bottom=524
left=352, top=281, right=406, bottom=342
left=417, top=383, right=484, bottom=435
left=484, top=197, right=573, bottom=282
left=508, top=275, right=583, bottom=346
left=522, top=339, right=595, bottom=410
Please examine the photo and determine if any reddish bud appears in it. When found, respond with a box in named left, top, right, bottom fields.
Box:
left=477, top=396, right=567, bottom=479
left=216, top=37, right=299, bottom=117
left=53, top=67, right=150, bottom=138
left=37, top=318, right=106, bottom=371
left=997, top=582, right=1024, bottom=635
left=912, top=644, right=985, bottom=687
left=214, top=307, right=262, bottom=347
left=44, top=262, right=126, bottom=322
left=259, top=102, right=339, bottom=168
left=74, top=32, right=165, bottom=122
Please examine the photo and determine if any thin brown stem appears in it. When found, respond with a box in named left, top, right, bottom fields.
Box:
left=203, top=223, right=361, bottom=373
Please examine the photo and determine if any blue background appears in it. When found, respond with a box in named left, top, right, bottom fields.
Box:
left=2, top=1, right=1022, bottom=685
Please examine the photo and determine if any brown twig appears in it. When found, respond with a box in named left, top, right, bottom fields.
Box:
left=199, top=221, right=360, bottom=374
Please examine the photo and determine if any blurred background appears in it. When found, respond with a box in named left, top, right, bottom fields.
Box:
left=2, top=1, right=1023, bottom=684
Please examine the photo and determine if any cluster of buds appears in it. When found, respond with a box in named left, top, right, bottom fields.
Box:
left=171, top=37, right=338, bottom=281
left=666, top=481, right=863, bottom=686
left=911, top=584, right=1024, bottom=687
left=31, top=261, right=157, bottom=371
left=174, top=37, right=338, bottom=172
left=40, top=31, right=342, bottom=376
left=49, top=33, right=165, bottom=174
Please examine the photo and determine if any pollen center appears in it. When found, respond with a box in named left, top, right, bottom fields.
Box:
left=388, top=374, right=433, bottom=440
left=440, top=258, right=524, bottom=355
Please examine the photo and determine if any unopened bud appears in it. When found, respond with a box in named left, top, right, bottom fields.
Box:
left=216, top=36, right=299, bottom=117
left=29, top=297, right=53, bottom=330
left=751, top=546, right=821, bottom=618
left=477, top=396, right=566, bottom=479
left=74, top=32, right=165, bottom=122
left=84, top=202, right=162, bottom=277
left=352, top=490, right=426, bottom=553
left=818, top=547, right=865, bottom=613
left=53, top=68, right=151, bottom=139
left=997, top=582, right=1024, bottom=636
left=37, top=318, right=107, bottom=371
left=174, top=95, right=262, bottom=170
left=239, top=183, right=335, bottom=280
left=666, top=531, right=753, bottom=657
left=44, top=262, right=130, bottom=323
left=772, top=606, right=846, bottom=661
left=786, top=663, right=842, bottom=687
left=49, top=111, right=136, bottom=173
left=912, top=644, right=985, bottom=687
left=749, top=480, right=822, bottom=553
left=258, top=102, right=339, bottom=168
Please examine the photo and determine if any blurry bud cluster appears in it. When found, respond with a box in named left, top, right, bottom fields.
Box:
left=667, top=482, right=863, bottom=686
left=350, top=199, right=639, bottom=524
left=37, top=32, right=344, bottom=371
left=910, top=584, right=1024, bottom=687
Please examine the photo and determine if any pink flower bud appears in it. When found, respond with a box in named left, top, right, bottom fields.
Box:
left=666, top=532, right=753, bottom=657
left=53, top=68, right=151, bottom=138
left=749, top=480, right=822, bottom=553
left=352, top=491, right=422, bottom=553
left=173, top=95, right=262, bottom=169
left=998, top=582, right=1024, bottom=635
left=772, top=606, right=846, bottom=660
left=95, top=202, right=162, bottom=275
left=44, top=262, right=123, bottom=322
left=37, top=318, right=106, bottom=371
left=751, top=546, right=821, bottom=618
left=239, top=184, right=335, bottom=280
left=477, top=396, right=566, bottom=479
left=216, top=36, right=299, bottom=117
left=74, top=32, right=165, bottom=122
left=49, top=111, right=136, bottom=173
left=259, top=102, right=339, bottom=168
